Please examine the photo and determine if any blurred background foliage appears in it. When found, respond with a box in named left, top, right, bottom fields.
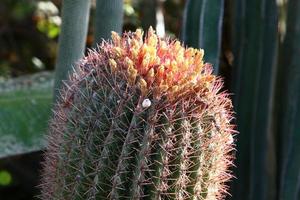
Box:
left=0, top=0, right=57, bottom=77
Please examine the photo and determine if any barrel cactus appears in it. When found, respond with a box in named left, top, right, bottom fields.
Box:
left=41, top=28, right=235, bottom=200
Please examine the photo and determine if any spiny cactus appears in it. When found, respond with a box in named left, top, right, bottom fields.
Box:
left=230, top=0, right=278, bottom=199
left=276, top=0, right=300, bottom=199
left=41, top=28, right=235, bottom=200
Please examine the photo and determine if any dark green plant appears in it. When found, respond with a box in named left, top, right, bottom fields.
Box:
left=230, top=0, right=278, bottom=199
left=182, top=0, right=224, bottom=74
left=140, top=0, right=157, bottom=31
left=276, top=0, right=300, bottom=199
left=41, top=29, right=235, bottom=199
left=53, top=0, right=91, bottom=100
left=94, top=0, right=123, bottom=44
left=54, top=0, right=124, bottom=101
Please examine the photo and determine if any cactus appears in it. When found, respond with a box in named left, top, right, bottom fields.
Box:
left=94, top=0, right=123, bottom=44
left=182, top=0, right=224, bottom=74
left=229, top=0, right=278, bottom=199
left=276, top=0, right=300, bottom=199
left=53, top=0, right=91, bottom=100
left=140, top=0, right=157, bottom=31
left=41, top=28, right=235, bottom=199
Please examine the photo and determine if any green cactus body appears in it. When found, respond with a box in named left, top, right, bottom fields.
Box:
left=94, top=0, right=123, bottom=44
left=41, top=28, right=235, bottom=200
left=182, top=0, right=224, bottom=74
left=230, top=0, right=278, bottom=199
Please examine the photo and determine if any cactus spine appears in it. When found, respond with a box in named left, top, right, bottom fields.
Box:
left=41, top=28, right=235, bottom=200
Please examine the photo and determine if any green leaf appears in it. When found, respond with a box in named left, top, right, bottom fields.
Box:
left=0, top=170, right=12, bottom=186
left=0, top=72, right=53, bottom=158
left=47, top=25, right=60, bottom=39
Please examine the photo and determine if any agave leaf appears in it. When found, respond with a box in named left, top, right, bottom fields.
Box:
left=0, top=72, right=53, bottom=158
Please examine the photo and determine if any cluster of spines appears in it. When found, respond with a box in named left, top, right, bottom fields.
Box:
left=40, top=28, right=235, bottom=200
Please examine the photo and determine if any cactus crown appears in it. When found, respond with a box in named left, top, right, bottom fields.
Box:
left=108, top=27, right=212, bottom=100
left=41, top=28, right=235, bottom=200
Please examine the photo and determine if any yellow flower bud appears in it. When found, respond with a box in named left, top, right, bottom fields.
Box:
left=108, top=59, right=117, bottom=72
left=124, top=57, right=134, bottom=68
left=128, top=67, right=137, bottom=85
left=114, top=47, right=123, bottom=57
left=135, top=29, right=143, bottom=42
left=138, top=78, right=148, bottom=95
left=111, top=31, right=121, bottom=45
left=146, top=68, right=155, bottom=83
